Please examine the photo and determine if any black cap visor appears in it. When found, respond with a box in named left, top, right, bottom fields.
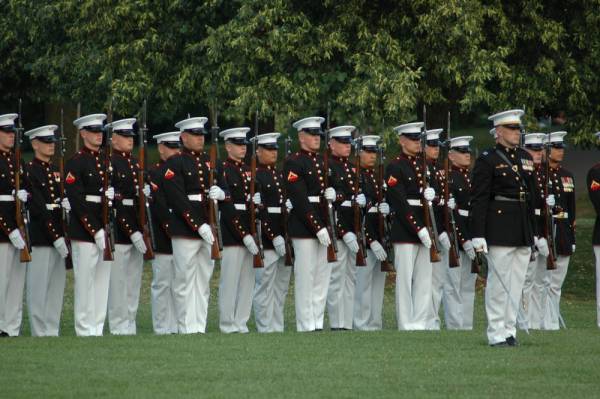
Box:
left=301, top=128, right=324, bottom=136
left=451, top=146, right=471, bottom=153
left=183, top=128, right=207, bottom=135
left=0, top=125, right=15, bottom=133
left=114, top=129, right=136, bottom=137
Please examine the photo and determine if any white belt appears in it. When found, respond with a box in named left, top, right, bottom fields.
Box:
left=267, top=207, right=281, bottom=214
left=85, top=195, right=102, bottom=203
left=458, top=209, right=469, bottom=217
left=0, top=195, right=14, bottom=202
left=367, top=206, right=378, bottom=213
left=553, top=212, right=569, bottom=219
left=46, top=204, right=60, bottom=210
left=121, top=199, right=134, bottom=206
left=340, top=200, right=352, bottom=207
left=188, top=194, right=204, bottom=202
left=535, top=209, right=541, bottom=216
left=407, top=199, right=422, bottom=206
left=308, top=196, right=320, bottom=203
left=234, top=203, right=247, bottom=211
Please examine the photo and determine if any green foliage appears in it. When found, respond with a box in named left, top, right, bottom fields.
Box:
left=1, top=0, right=599, bottom=141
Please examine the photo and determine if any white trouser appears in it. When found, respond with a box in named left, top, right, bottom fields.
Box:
left=253, top=249, right=291, bottom=333
left=393, top=243, right=432, bottom=330
left=0, top=243, right=26, bottom=336
left=596, top=246, right=600, bottom=328
left=517, top=255, right=543, bottom=330
left=353, top=249, right=386, bottom=331
left=428, top=250, right=448, bottom=330
left=108, top=244, right=143, bottom=335
left=485, top=245, right=530, bottom=345
left=292, top=238, right=329, bottom=332
left=72, top=241, right=111, bottom=336
left=443, top=251, right=477, bottom=330
left=26, top=246, right=66, bottom=336
left=540, top=255, right=570, bottom=330
left=151, top=254, right=177, bottom=335
left=219, top=245, right=255, bottom=333
left=172, top=238, right=214, bottom=334
left=327, top=240, right=357, bottom=329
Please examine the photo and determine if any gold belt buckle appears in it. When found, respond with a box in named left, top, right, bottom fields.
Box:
left=519, top=192, right=526, bottom=202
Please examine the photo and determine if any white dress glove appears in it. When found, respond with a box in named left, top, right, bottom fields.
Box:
left=243, top=234, right=259, bottom=255
left=209, top=185, right=225, bottom=201
left=343, top=232, right=359, bottom=253
left=104, top=186, right=114, bottom=201
left=369, top=240, right=388, bottom=262
left=535, top=236, right=550, bottom=257
left=354, top=193, right=366, bottom=208
left=438, top=231, right=451, bottom=251
left=198, top=223, right=215, bottom=245
left=472, top=237, right=488, bottom=254
left=142, top=184, right=151, bottom=198
left=316, top=227, right=331, bottom=247
left=16, top=189, right=28, bottom=203
left=53, top=237, right=69, bottom=258
left=324, top=187, right=336, bottom=202
left=447, top=197, right=456, bottom=210
left=8, top=229, right=25, bottom=250
left=285, top=199, right=293, bottom=211
left=94, top=229, right=106, bottom=251
left=417, top=227, right=432, bottom=249
left=273, top=235, right=286, bottom=258
left=546, top=194, right=555, bottom=207
left=572, top=244, right=576, bottom=253
left=130, top=231, right=148, bottom=254
left=61, top=197, right=71, bottom=211
left=424, top=187, right=435, bottom=202
left=462, top=240, right=476, bottom=261
left=253, top=192, right=261, bottom=206
left=378, top=202, right=390, bottom=215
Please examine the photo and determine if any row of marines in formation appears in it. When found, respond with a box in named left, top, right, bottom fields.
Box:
left=0, top=109, right=594, bottom=346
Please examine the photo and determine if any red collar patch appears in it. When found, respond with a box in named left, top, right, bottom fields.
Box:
left=164, top=168, right=175, bottom=180
left=65, top=172, right=76, bottom=184
left=287, top=171, right=299, bottom=182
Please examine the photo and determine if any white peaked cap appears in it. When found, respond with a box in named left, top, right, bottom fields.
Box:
left=548, top=131, right=567, bottom=143
left=292, top=116, right=324, bottom=131
left=25, top=125, right=58, bottom=140
left=449, top=136, right=473, bottom=148
left=594, top=131, right=600, bottom=138
left=175, top=117, right=208, bottom=132
left=524, top=133, right=546, bottom=146
left=107, top=118, right=136, bottom=131
left=425, top=128, right=443, bottom=140
left=361, top=135, right=381, bottom=147
left=0, top=113, right=18, bottom=128
left=154, top=131, right=181, bottom=144
left=220, top=127, right=250, bottom=140
left=329, top=125, right=355, bottom=139
left=393, top=122, right=424, bottom=135
left=251, top=132, right=281, bottom=146
left=73, top=113, right=107, bottom=130
left=488, top=109, right=525, bottom=127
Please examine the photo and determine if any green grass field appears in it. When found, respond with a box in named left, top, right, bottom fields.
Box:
left=1, top=218, right=599, bottom=398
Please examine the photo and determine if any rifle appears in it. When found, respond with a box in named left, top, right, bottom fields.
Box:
left=282, top=133, right=294, bottom=266
left=444, top=112, right=460, bottom=268
left=377, top=143, right=394, bottom=272
left=544, top=139, right=558, bottom=270
left=323, top=103, right=338, bottom=262
left=208, top=105, right=223, bottom=258
left=15, top=99, right=32, bottom=262
left=58, top=109, right=73, bottom=269
left=137, top=100, right=155, bottom=261
left=352, top=134, right=366, bottom=266
left=102, top=101, right=115, bottom=261
left=421, top=105, right=442, bottom=262
left=250, top=110, right=264, bottom=268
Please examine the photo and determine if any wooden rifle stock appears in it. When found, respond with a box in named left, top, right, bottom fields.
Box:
left=137, top=101, right=154, bottom=261
left=353, top=136, right=366, bottom=266
left=544, top=149, right=557, bottom=270
left=377, top=146, right=394, bottom=272
left=15, top=100, right=31, bottom=262
left=471, top=250, right=483, bottom=274
left=323, top=104, right=337, bottom=262
left=102, top=104, right=115, bottom=261
left=250, top=110, right=264, bottom=268
left=282, top=135, right=294, bottom=266
left=444, top=112, right=460, bottom=268
left=58, top=109, right=73, bottom=269
left=421, top=105, right=441, bottom=263
left=208, top=106, right=222, bottom=260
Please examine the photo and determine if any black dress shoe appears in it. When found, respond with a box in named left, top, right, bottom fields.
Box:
left=490, top=340, right=508, bottom=347
left=330, top=328, right=341, bottom=331
left=506, top=336, right=519, bottom=347
left=0, top=331, right=9, bottom=337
